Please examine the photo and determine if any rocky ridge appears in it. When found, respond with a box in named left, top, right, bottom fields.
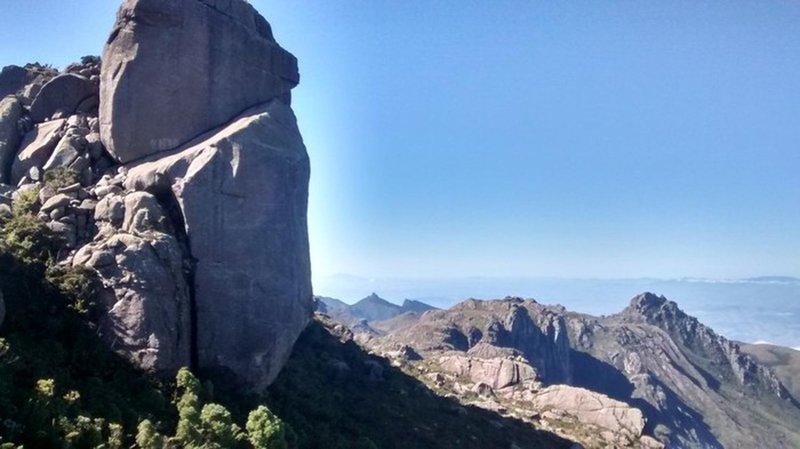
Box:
left=0, top=0, right=312, bottom=390
left=327, top=293, right=800, bottom=449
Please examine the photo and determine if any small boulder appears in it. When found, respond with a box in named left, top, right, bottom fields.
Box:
left=40, top=193, right=74, bottom=213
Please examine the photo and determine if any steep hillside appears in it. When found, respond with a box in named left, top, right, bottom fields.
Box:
left=741, top=343, right=800, bottom=401
left=350, top=294, right=800, bottom=449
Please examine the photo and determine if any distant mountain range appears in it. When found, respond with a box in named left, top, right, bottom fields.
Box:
left=316, top=291, right=800, bottom=449
left=315, top=293, right=438, bottom=325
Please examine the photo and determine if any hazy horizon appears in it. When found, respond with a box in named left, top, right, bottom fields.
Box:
left=315, top=274, right=800, bottom=349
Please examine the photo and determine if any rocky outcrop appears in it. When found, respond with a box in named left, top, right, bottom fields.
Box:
left=439, top=353, right=538, bottom=390
left=532, top=385, right=646, bottom=444
left=621, top=292, right=791, bottom=400
left=0, top=0, right=312, bottom=391
left=29, top=74, right=97, bottom=123
left=353, top=294, right=800, bottom=449
left=0, top=96, right=23, bottom=183
left=0, top=64, right=59, bottom=103
left=124, top=99, right=312, bottom=389
left=100, top=0, right=299, bottom=162
left=380, top=298, right=572, bottom=384
left=73, top=190, right=191, bottom=371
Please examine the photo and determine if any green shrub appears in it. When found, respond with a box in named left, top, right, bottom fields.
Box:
left=11, top=187, right=40, bottom=215
left=43, top=167, right=79, bottom=192
left=247, top=406, right=288, bottom=449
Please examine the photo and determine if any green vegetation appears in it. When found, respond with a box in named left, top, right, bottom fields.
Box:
left=0, top=194, right=293, bottom=449
left=43, top=167, right=79, bottom=192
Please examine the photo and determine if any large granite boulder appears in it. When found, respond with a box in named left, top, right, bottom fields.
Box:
left=10, top=119, right=66, bottom=185
left=0, top=96, right=23, bottom=183
left=100, top=0, right=299, bottom=163
left=0, top=66, right=33, bottom=98
left=73, top=190, right=191, bottom=372
left=532, top=385, right=647, bottom=445
left=439, top=354, right=538, bottom=390
left=125, top=99, right=312, bottom=390
left=29, top=74, right=96, bottom=123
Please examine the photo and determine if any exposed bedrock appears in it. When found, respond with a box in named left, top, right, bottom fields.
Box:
left=124, top=99, right=312, bottom=390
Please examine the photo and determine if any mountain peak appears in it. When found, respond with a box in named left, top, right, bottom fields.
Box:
left=359, top=292, right=390, bottom=304
left=623, top=292, right=671, bottom=317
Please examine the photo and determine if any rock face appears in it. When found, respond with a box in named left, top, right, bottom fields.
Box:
left=0, top=0, right=312, bottom=391
left=439, top=353, right=538, bottom=390
left=380, top=298, right=572, bottom=384
left=73, top=190, right=192, bottom=372
left=124, top=99, right=312, bottom=390
left=0, top=96, right=23, bottom=183
left=532, top=385, right=645, bottom=443
left=100, top=0, right=299, bottom=162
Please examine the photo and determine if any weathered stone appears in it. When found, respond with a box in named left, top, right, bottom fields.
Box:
left=57, top=182, right=81, bottom=194
left=42, top=135, right=83, bottom=171
left=531, top=385, right=646, bottom=442
left=0, top=65, right=32, bottom=98
left=41, top=193, right=74, bottom=213
left=122, top=192, right=166, bottom=234
left=28, top=166, right=41, bottom=182
left=439, top=355, right=538, bottom=390
left=0, top=96, right=23, bottom=183
left=86, top=132, right=105, bottom=160
left=74, top=231, right=191, bottom=372
left=94, top=184, right=123, bottom=198
left=29, top=74, right=96, bottom=123
left=75, top=95, right=99, bottom=114
left=47, top=220, right=77, bottom=248
left=11, top=119, right=66, bottom=185
left=94, top=194, right=125, bottom=226
left=69, top=155, right=91, bottom=174
left=77, top=199, right=97, bottom=212
left=66, top=114, right=87, bottom=129
left=100, top=0, right=299, bottom=162
left=125, top=100, right=312, bottom=390
left=49, top=208, right=65, bottom=221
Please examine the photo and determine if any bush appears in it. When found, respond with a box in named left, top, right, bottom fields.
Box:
left=43, top=167, right=78, bottom=192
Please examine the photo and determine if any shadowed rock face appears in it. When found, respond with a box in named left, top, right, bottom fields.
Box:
left=0, top=97, right=23, bottom=183
left=124, top=100, right=312, bottom=390
left=100, top=0, right=299, bottom=162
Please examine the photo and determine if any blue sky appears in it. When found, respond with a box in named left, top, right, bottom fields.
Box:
left=1, top=1, right=799, bottom=284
